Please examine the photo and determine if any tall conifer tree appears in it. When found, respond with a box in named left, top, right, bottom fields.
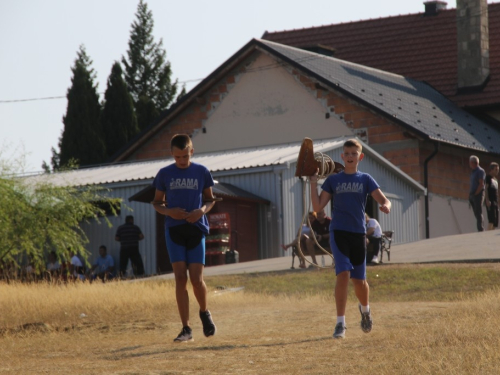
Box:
left=59, top=45, right=104, bottom=166
left=101, top=62, right=138, bottom=159
left=122, top=0, right=178, bottom=131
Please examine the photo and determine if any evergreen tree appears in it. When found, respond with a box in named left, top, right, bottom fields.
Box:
left=122, top=0, right=178, bottom=131
left=41, top=147, right=60, bottom=173
left=101, top=62, right=139, bottom=159
left=177, top=85, right=187, bottom=101
left=59, top=45, right=105, bottom=167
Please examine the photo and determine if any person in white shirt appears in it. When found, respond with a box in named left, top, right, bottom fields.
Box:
left=365, top=214, right=382, bottom=263
left=69, top=251, right=85, bottom=281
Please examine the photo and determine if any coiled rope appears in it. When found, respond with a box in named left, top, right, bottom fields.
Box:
left=294, top=152, right=339, bottom=269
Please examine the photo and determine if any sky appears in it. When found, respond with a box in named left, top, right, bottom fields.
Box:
left=1, top=0, right=437, bottom=174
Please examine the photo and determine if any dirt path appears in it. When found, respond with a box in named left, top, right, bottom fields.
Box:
left=0, top=299, right=459, bottom=374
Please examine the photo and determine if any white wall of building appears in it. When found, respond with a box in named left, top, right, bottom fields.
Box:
left=193, top=53, right=351, bottom=154
left=428, top=193, right=486, bottom=237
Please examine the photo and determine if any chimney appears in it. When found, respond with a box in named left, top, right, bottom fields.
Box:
left=423, top=1, right=448, bottom=16
left=457, top=0, right=490, bottom=90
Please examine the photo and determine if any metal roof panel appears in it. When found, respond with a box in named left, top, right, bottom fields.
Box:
left=258, top=39, right=500, bottom=155
left=23, top=137, right=424, bottom=192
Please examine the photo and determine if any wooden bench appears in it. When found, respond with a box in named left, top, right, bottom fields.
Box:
left=290, top=244, right=332, bottom=269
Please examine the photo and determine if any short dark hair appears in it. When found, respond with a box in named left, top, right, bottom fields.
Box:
left=99, top=245, right=107, bottom=251
left=171, top=134, right=192, bottom=151
left=343, top=139, right=362, bottom=152
left=126, top=215, right=134, bottom=223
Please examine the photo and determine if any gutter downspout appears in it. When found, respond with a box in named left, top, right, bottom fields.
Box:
left=424, top=142, right=439, bottom=239
left=274, top=167, right=284, bottom=258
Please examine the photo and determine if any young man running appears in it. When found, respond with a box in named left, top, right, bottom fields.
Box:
left=152, top=134, right=217, bottom=342
left=310, top=139, right=391, bottom=339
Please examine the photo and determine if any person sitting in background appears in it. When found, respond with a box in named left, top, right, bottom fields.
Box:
left=69, top=250, right=86, bottom=281
left=88, top=245, right=115, bottom=282
left=365, top=214, right=382, bottom=263
left=46, top=251, right=61, bottom=279
left=23, top=257, right=38, bottom=282
left=305, top=209, right=331, bottom=267
left=281, top=212, right=317, bottom=269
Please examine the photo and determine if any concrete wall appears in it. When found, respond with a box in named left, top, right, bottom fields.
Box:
left=193, top=53, right=350, bottom=153
left=428, top=193, right=486, bottom=237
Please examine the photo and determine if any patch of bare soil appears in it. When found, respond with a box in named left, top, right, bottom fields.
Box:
left=0, top=299, right=464, bottom=375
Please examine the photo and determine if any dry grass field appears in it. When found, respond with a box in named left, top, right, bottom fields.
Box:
left=1, top=263, right=500, bottom=374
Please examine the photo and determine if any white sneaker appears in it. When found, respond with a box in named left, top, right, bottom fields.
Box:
left=371, top=256, right=379, bottom=264
left=173, top=326, right=193, bottom=342
left=333, top=323, right=346, bottom=339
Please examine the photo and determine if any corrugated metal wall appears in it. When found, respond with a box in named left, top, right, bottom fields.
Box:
left=80, top=182, right=158, bottom=275
left=359, top=155, right=422, bottom=244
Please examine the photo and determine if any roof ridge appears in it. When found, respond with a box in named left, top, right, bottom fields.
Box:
left=258, top=39, right=407, bottom=81
left=263, top=7, right=457, bottom=36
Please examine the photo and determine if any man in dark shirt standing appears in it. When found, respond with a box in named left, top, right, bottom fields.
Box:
left=469, top=155, right=486, bottom=232
left=115, top=215, right=145, bottom=277
left=485, top=162, right=499, bottom=231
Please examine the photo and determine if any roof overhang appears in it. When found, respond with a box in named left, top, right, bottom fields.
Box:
left=24, top=137, right=425, bottom=193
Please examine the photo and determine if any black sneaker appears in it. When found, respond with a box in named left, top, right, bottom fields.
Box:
left=173, top=326, right=193, bottom=343
left=359, top=304, right=373, bottom=333
left=333, top=322, right=346, bottom=339
left=199, top=310, right=217, bottom=337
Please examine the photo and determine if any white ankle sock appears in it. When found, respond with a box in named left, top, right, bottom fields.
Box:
left=337, top=316, right=345, bottom=325
left=361, top=304, right=370, bottom=313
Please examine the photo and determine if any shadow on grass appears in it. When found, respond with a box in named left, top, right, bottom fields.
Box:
left=103, top=336, right=332, bottom=360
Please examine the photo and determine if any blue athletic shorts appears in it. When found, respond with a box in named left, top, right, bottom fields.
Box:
left=166, top=224, right=206, bottom=265
left=330, top=230, right=366, bottom=280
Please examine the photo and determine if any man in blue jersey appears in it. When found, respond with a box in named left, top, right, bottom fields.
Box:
left=310, top=138, right=391, bottom=339
left=152, top=134, right=217, bottom=343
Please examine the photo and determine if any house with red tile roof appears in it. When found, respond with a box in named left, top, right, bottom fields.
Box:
left=110, top=30, right=499, bottom=239
left=26, top=2, right=500, bottom=273
left=262, top=1, right=500, bottom=120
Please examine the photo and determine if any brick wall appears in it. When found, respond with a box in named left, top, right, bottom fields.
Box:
left=129, top=71, right=240, bottom=161
left=126, top=55, right=497, bottom=202
left=306, top=78, right=496, bottom=201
